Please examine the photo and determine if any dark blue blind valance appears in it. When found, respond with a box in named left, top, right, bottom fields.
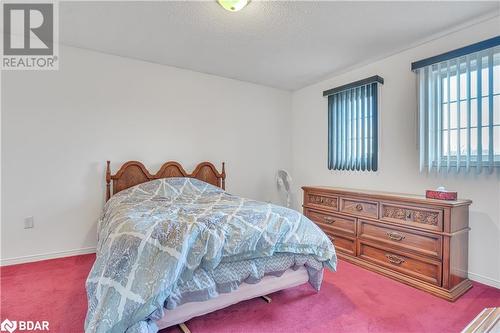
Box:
left=411, top=36, right=500, bottom=71
left=323, top=75, right=384, bottom=96
left=325, top=77, right=383, bottom=171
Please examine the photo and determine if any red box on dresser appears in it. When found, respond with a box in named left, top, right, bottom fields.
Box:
left=426, top=190, right=458, bottom=201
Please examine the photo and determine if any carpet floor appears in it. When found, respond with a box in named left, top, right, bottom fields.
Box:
left=1, top=254, right=499, bottom=333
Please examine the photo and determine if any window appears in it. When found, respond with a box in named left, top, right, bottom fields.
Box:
left=324, top=76, right=383, bottom=171
left=413, top=37, right=500, bottom=172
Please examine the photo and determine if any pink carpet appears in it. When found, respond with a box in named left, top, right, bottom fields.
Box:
left=1, top=254, right=499, bottom=333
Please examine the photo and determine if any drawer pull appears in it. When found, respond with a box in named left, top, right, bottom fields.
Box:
left=355, top=204, right=363, bottom=211
left=320, top=197, right=324, bottom=203
left=386, top=231, right=406, bottom=241
left=323, top=216, right=335, bottom=224
left=385, top=253, right=406, bottom=265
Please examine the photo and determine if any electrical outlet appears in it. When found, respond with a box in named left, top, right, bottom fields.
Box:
left=24, top=216, right=34, bottom=229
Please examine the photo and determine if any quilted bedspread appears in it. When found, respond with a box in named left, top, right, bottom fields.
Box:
left=85, top=178, right=336, bottom=333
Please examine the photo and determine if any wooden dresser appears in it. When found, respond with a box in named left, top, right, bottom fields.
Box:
left=302, top=186, right=473, bottom=301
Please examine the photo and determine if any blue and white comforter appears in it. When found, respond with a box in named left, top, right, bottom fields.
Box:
left=85, top=178, right=336, bottom=333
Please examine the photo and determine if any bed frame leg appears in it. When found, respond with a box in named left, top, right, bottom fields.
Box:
left=178, top=323, right=191, bottom=333
left=260, top=295, right=272, bottom=303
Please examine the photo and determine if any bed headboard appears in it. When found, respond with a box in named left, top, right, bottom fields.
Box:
left=105, top=160, right=226, bottom=201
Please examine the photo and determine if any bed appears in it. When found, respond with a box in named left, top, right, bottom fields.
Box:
left=85, top=161, right=336, bottom=333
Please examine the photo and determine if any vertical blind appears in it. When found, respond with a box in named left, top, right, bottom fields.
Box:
left=325, top=77, right=382, bottom=171
left=413, top=37, right=500, bottom=172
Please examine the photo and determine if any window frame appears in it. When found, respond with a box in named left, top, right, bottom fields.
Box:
left=413, top=36, right=500, bottom=172
left=324, top=76, right=383, bottom=172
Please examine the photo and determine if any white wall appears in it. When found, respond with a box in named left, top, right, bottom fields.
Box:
left=1, top=46, right=291, bottom=264
left=291, top=17, right=500, bottom=287
left=2, top=15, right=499, bottom=289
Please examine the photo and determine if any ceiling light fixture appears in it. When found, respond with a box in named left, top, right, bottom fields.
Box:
left=217, top=0, right=250, bottom=12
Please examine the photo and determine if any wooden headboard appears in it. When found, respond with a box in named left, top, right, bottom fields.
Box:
left=105, top=160, right=226, bottom=201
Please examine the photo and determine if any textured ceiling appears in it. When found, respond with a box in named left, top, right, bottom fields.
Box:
left=60, top=1, right=500, bottom=90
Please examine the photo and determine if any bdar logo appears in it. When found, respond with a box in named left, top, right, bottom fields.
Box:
left=0, top=319, right=49, bottom=332
left=0, top=319, right=17, bottom=333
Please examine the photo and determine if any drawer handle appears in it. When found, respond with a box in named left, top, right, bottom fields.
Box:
left=385, top=254, right=406, bottom=265
left=355, top=204, right=363, bottom=211
left=320, top=197, right=324, bottom=203
left=386, top=232, right=406, bottom=241
left=323, top=216, right=335, bottom=224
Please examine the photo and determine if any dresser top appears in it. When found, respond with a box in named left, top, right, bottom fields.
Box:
left=302, top=186, right=472, bottom=207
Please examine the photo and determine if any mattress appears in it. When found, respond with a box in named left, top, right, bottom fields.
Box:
left=165, top=253, right=324, bottom=310
left=156, top=266, right=310, bottom=329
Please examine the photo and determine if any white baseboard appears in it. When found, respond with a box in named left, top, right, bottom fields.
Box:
left=468, top=272, right=500, bottom=289
left=0, top=247, right=96, bottom=266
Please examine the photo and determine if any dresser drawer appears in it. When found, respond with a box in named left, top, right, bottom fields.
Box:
left=305, top=208, right=356, bottom=236
left=340, top=197, right=379, bottom=219
left=358, top=242, right=442, bottom=286
left=380, top=202, right=443, bottom=232
left=358, top=220, right=442, bottom=259
left=327, top=233, right=356, bottom=256
left=305, top=192, right=338, bottom=211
